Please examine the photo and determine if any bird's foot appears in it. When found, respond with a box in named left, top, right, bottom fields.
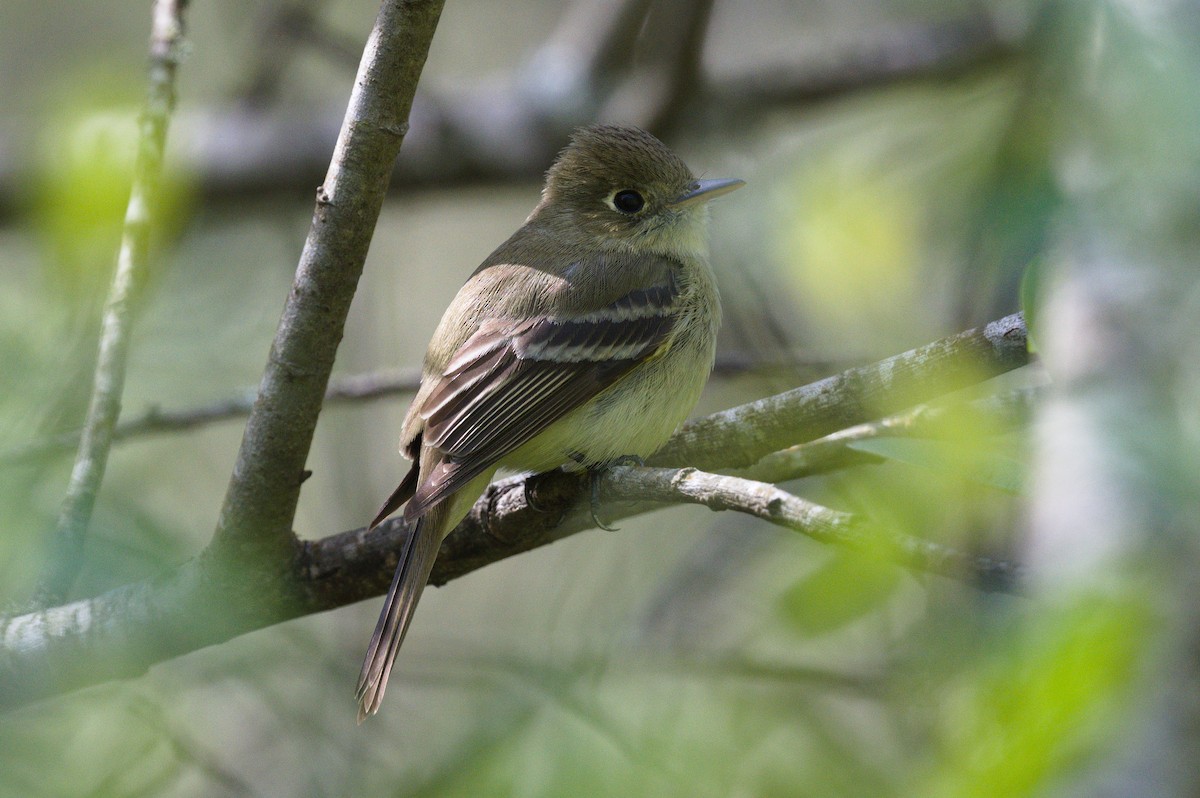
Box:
left=523, top=477, right=547, bottom=512
left=588, top=455, right=645, bottom=531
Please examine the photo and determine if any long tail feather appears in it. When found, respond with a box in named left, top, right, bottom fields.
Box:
left=355, top=507, right=444, bottom=722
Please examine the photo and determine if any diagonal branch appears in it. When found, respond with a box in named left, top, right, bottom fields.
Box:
left=35, top=0, right=190, bottom=606
left=652, top=313, right=1030, bottom=471
left=0, top=8, right=1019, bottom=221
left=735, top=386, right=1042, bottom=483
left=208, top=0, right=445, bottom=563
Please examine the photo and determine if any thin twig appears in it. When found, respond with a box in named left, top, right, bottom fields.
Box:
left=597, top=465, right=1022, bottom=591
left=35, top=0, right=189, bottom=605
left=0, top=368, right=423, bottom=466
left=0, top=347, right=848, bottom=467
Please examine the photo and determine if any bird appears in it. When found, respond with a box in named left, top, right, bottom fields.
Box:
left=356, top=124, right=743, bottom=720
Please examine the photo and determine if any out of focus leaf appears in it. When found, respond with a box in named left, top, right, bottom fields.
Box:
left=0, top=692, right=183, bottom=798
left=778, top=552, right=902, bottom=637
left=919, top=593, right=1153, bottom=798
left=1017, top=254, right=1048, bottom=353
left=30, top=69, right=192, bottom=307
left=846, top=438, right=1027, bottom=494
left=774, top=155, right=925, bottom=351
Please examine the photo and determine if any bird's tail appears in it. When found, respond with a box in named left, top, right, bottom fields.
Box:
left=355, top=506, right=444, bottom=723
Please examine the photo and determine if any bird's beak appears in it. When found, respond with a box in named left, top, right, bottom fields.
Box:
left=669, top=178, right=746, bottom=209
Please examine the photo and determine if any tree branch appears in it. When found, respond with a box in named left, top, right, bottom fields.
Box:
left=709, top=13, right=1014, bottom=109
left=208, top=0, right=445, bottom=564
left=0, top=313, right=1029, bottom=711
left=735, top=386, right=1041, bottom=483
left=35, top=0, right=190, bottom=605
left=652, top=313, right=1030, bottom=471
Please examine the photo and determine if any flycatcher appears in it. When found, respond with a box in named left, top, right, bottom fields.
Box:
left=357, top=124, right=743, bottom=720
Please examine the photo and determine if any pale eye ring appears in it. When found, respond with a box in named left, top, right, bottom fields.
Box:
left=612, top=189, right=645, bottom=214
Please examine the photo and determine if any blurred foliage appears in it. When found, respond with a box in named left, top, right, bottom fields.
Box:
left=1016, top=252, right=1046, bottom=352
left=0, top=64, right=196, bottom=604
left=28, top=66, right=193, bottom=307
left=0, top=0, right=1197, bottom=795
left=846, top=435, right=1027, bottom=494
left=777, top=157, right=925, bottom=346
left=0, top=264, right=76, bottom=601
left=0, top=693, right=184, bottom=798
left=918, top=593, right=1153, bottom=798
left=778, top=551, right=904, bottom=637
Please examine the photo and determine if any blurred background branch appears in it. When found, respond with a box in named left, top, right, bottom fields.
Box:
left=33, top=0, right=190, bottom=607
left=0, top=350, right=853, bottom=467
left=0, top=5, right=1017, bottom=220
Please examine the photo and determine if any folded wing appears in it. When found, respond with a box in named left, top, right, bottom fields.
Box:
left=404, top=278, right=679, bottom=519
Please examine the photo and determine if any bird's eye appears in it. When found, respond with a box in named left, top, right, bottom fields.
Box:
left=612, top=189, right=645, bottom=214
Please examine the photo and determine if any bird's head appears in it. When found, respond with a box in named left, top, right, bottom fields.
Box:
left=535, top=125, right=743, bottom=258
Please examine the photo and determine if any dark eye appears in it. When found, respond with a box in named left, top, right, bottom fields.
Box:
left=612, top=189, right=645, bottom=214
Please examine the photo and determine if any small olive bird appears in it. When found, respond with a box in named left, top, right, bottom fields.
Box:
left=356, top=125, right=743, bottom=720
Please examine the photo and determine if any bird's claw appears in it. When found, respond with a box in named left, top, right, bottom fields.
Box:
left=523, top=477, right=546, bottom=512
left=588, top=455, right=645, bottom=531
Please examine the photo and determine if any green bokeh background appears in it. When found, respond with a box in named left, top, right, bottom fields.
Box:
left=2, top=0, right=1197, bottom=795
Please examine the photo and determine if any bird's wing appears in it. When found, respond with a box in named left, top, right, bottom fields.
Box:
left=367, top=456, right=420, bottom=530
left=404, top=276, right=679, bottom=519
